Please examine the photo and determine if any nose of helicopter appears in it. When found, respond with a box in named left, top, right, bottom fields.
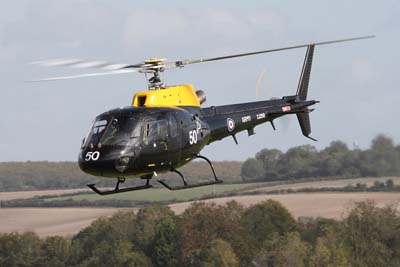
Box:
left=78, top=150, right=136, bottom=177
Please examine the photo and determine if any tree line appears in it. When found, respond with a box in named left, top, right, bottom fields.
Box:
left=0, top=161, right=242, bottom=192
left=241, top=135, right=400, bottom=182
left=1, top=134, right=398, bottom=192
left=1, top=200, right=399, bottom=267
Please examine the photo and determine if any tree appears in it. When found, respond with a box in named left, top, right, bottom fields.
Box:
left=179, top=202, right=227, bottom=260
left=341, top=150, right=362, bottom=177
left=309, top=231, right=350, bottom=267
left=254, top=232, right=309, bottom=267
left=298, top=217, right=339, bottom=244
left=38, top=236, right=70, bottom=267
left=342, top=201, right=400, bottom=267
left=190, top=239, right=239, bottom=267
left=240, top=158, right=264, bottom=181
left=72, top=217, right=115, bottom=262
left=324, top=141, right=349, bottom=155
left=79, top=240, right=152, bottom=267
left=364, top=135, right=400, bottom=176
left=239, top=200, right=297, bottom=264
left=255, top=148, right=283, bottom=179
left=151, top=216, right=180, bottom=267
left=318, top=141, right=349, bottom=177
left=108, top=211, right=137, bottom=240
left=276, top=145, right=319, bottom=178
left=134, top=205, right=176, bottom=254
left=0, top=232, right=42, bottom=267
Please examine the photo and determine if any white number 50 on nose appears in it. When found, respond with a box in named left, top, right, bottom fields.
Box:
left=85, top=151, right=100, bottom=161
left=189, top=130, right=198, bottom=145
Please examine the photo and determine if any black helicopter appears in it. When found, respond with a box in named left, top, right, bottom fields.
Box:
left=31, top=36, right=374, bottom=195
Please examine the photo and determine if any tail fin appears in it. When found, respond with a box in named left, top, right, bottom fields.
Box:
left=297, top=45, right=317, bottom=141
left=296, top=44, right=315, bottom=100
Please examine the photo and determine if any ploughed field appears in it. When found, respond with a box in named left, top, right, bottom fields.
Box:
left=1, top=193, right=399, bottom=237
left=0, top=188, right=92, bottom=201
left=169, top=192, right=400, bottom=218
left=0, top=208, right=123, bottom=237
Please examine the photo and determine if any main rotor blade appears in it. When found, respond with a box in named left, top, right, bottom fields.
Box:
left=27, top=69, right=138, bottom=82
left=29, top=35, right=374, bottom=82
left=29, top=58, right=144, bottom=71
left=174, top=35, right=375, bottom=67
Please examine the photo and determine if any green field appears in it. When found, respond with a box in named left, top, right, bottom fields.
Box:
left=30, top=176, right=400, bottom=206
left=52, top=182, right=269, bottom=202
left=244, top=177, right=400, bottom=193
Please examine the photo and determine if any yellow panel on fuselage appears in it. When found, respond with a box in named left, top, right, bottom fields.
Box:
left=132, top=84, right=200, bottom=107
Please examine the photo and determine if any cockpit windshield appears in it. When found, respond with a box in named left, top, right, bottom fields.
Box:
left=93, top=120, right=108, bottom=134
left=83, top=115, right=141, bottom=148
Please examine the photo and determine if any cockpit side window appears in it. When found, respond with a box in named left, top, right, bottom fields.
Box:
left=169, top=115, right=178, bottom=138
left=130, top=118, right=142, bottom=139
left=158, top=120, right=168, bottom=139
left=145, top=119, right=168, bottom=143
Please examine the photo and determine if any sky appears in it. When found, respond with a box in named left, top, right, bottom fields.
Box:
left=1, top=0, right=399, bottom=162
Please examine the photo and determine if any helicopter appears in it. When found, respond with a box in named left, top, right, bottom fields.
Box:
left=31, top=35, right=374, bottom=195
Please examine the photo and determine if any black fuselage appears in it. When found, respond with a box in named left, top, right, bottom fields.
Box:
left=78, top=96, right=317, bottom=179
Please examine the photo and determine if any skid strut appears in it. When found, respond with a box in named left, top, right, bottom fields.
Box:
left=157, top=155, right=223, bottom=190
left=87, top=177, right=152, bottom=196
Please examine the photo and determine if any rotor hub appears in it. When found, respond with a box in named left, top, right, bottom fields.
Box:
left=144, top=58, right=166, bottom=64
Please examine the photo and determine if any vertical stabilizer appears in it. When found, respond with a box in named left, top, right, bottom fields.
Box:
left=296, top=44, right=315, bottom=101
left=296, top=45, right=317, bottom=141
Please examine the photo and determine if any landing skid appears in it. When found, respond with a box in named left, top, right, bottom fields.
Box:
left=87, top=177, right=152, bottom=195
left=157, top=155, right=223, bottom=190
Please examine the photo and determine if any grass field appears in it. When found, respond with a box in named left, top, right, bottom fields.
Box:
left=2, top=177, right=398, bottom=204
left=244, top=177, right=400, bottom=193
left=51, top=182, right=268, bottom=202
left=40, top=177, right=400, bottom=204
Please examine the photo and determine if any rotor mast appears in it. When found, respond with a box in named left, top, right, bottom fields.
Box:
left=142, top=58, right=167, bottom=90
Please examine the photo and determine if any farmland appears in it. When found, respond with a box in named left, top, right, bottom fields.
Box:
left=1, top=176, right=399, bottom=237
left=0, top=208, right=123, bottom=237
left=0, top=188, right=91, bottom=201
left=50, top=182, right=267, bottom=202
left=244, top=177, right=400, bottom=193
left=1, top=192, right=399, bottom=237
